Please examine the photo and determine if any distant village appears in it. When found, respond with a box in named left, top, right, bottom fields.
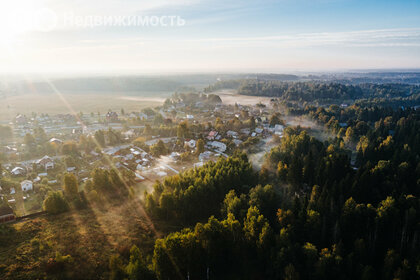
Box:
left=0, top=92, right=286, bottom=221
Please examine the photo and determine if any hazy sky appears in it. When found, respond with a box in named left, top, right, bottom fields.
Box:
left=1, top=0, right=420, bottom=74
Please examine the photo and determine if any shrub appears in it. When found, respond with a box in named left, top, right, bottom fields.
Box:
left=43, top=191, right=69, bottom=214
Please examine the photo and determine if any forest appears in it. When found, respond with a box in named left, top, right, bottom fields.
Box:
left=106, top=103, right=419, bottom=279
left=1, top=81, right=419, bottom=279
left=134, top=120, right=419, bottom=279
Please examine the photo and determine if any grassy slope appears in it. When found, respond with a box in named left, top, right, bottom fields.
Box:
left=0, top=198, right=156, bottom=279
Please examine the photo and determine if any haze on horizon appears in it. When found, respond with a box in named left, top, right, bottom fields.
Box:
left=1, top=0, right=420, bottom=75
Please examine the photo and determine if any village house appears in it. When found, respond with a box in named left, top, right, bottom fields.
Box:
left=233, top=139, right=243, bottom=146
left=15, top=114, right=27, bottom=124
left=11, top=167, right=26, bottom=176
left=169, top=152, right=181, bottom=162
left=207, top=131, right=218, bottom=140
left=185, top=139, right=196, bottom=148
left=226, top=130, right=239, bottom=138
left=240, top=128, right=251, bottom=136
left=21, top=180, right=33, bottom=192
left=199, top=151, right=212, bottom=162
left=67, top=167, right=77, bottom=173
left=36, top=156, right=54, bottom=170
left=273, top=124, right=284, bottom=135
left=208, top=141, right=227, bottom=153
left=106, top=112, right=119, bottom=122
left=255, top=127, right=264, bottom=134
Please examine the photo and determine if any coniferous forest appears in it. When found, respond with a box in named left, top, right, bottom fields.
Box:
left=1, top=79, right=419, bottom=279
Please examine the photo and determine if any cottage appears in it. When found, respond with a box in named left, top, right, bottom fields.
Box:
left=199, top=151, right=212, bottom=162
left=255, top=127, right=264, bottom=134
left=226, top=130, right=239, bottom=138
left=15, top=114, right=27, bottom=124
left=185, top=139, right=196, bottom=148
left=21, top=180, right=33, bottom=192
left=36, top=156, right=54, bottom=170
left=233, top=139, right=243, bottom=146
left=0, top=206, right=15, bottom=223
left=138, top=112, right=149, bottom=120
left=106, top=111, right=119, bottom=122
left=169, top=152, right=181, bottom=161
left=11, top=167, right=26, bottom=176
left=209, top=141, right=227, bottom=153
left=124, top=154, right=134, bottom=161
left=207, top=131, right=218, bottom=140
left=240, top=128, right=251, bottom=135
left=274, top=124, right=284, bottom=132
left=67, top=167, right=77, bottom=172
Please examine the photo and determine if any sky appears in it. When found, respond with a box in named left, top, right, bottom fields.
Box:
left=0, top=0, right=419, bottom=74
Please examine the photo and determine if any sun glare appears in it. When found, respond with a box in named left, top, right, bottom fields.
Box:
left=0, top=1, right=41, bottom=46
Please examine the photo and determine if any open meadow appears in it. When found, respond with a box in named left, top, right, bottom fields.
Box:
left=0, top=197, right=158, bottom=280
left=0, top=91, right=169, bottom=122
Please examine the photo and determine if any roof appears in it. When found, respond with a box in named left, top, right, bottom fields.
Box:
left=208, top=131, right=218, bottom=137
left=36, top=155, right=53, bottom=164
left=49, top=138, right=63, bottom=143
left=0, top=206, right=13, bottom=216
left=12, top=167, right=24, bottom=172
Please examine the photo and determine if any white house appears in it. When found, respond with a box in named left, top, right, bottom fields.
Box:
left=15, top=114, right=27, bottom=124
left=255, top=127, right=264, bottom=134
left=20, top=180, right=33, bottom=192
left=274, top=124, right=284, bottom=132
left=185, top=139, right=196, bottom=148
left=199, top=151, right=212, bottom=162
left=209, top=141, right=227, bottom=153
left=226, top=130, right=239, bottom=138
left=240, top=128, right=251, bottom=135
left=11, top=167, right=26, bottom=176
left=233, top=139, right=243, bottom=146
left=67, top=167, right=76, bottom=172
